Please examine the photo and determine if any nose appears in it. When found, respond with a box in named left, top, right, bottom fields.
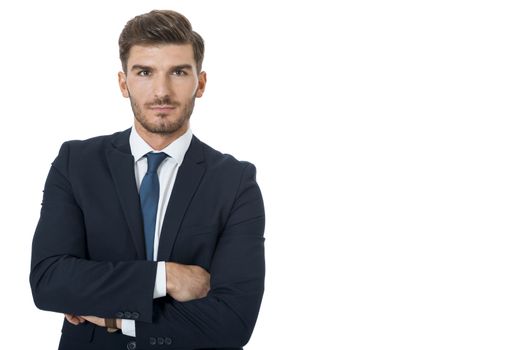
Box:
left=152, top=74, right=173, bottom=98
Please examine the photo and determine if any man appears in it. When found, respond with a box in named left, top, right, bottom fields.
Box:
left=30, top=10, right=265, bottom=350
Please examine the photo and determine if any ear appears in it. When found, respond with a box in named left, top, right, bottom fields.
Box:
left=195, top=71, right=207, bottom=98
left=118, top=71, right=129, bottom=98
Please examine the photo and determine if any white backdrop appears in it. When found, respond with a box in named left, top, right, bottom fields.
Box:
left=1, top=0, right=525, bottom=349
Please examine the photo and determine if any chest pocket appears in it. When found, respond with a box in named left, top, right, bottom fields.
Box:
left=172, top=224, right=221, bottom=268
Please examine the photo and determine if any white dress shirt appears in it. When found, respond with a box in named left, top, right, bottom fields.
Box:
left=121, top=125, right=193, bottom=337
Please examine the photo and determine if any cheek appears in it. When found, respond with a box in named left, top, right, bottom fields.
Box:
left=175, top=78, right=199, bottom=93
left=128, top=86, right=151, bottom=103
left=127, top=79, right=151, bottom=94
left=182, top=82, right=200, bottom=98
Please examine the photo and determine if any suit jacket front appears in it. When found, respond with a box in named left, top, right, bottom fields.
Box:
left=30, top=129, right=265, bottom=350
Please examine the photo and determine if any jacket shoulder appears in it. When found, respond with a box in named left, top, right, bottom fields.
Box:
left=63, top=129, right=129, bottom=154
left=197, top=137, right=255, bottom=173
left=51, top=129, right=129, bottom=176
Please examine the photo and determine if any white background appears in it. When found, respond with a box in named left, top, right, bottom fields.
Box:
left=1, top=0, right=525, bottom=349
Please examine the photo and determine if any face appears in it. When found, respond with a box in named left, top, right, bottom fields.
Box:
left=118, top=44, right=206, bottom=137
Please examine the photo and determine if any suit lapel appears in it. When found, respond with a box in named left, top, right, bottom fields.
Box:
left=157, top=136, right=206, bottom=261
left=106, top=129, right=147, bottom=259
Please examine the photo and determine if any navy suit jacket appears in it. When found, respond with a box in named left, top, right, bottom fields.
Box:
left=30, top=129, right=265, bottom=350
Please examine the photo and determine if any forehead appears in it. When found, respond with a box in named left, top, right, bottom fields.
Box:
left=127, top=43, right=195, bottom=67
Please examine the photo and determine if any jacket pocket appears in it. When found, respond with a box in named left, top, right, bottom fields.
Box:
left=180, top=223, right=221, bottom=236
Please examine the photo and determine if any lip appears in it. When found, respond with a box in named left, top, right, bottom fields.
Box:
left=149, top=105, right=175, bottom=111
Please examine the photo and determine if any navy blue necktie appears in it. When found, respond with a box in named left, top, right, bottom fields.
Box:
left=139, top=152, right=168, bottom=261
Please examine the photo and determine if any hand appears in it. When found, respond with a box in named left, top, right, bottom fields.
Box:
left=64, top=314, right=121, bottom=332
left=165, top=262, right=210, bottom=302
left=64, top=313, right=85, bottom=326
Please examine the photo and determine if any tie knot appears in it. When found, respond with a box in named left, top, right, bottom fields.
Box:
left=145, top=152, right=168, bottom=174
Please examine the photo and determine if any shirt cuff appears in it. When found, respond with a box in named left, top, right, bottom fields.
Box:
left=121, top=319, right=136, bottom=337
left=153, top=261, right=167, bottom=298
left=122, top=262, right=165, bottom=337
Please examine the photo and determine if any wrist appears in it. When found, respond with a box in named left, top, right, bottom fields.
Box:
left=105, top=318, right=119, bottom=333
left=166, top=262, right=178, bottom=295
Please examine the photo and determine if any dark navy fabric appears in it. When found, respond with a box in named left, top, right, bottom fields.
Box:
left=30, top=129, right=265, bottom=350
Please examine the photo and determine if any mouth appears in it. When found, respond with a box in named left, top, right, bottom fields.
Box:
left=149, top=105, right=176, bottom=112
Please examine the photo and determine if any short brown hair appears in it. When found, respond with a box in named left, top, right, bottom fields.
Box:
left=118, top=10, right=205, bottom=73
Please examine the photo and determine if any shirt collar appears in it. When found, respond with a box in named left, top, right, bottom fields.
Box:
left=129, top=125, right=193, bottom=165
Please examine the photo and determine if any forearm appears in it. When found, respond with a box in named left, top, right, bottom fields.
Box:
left=136, top=284, right=264, bottom=348
left=30, top=255, right=157, bottom=322
left=136, top=210, right=266, bottom=348
left=30, top=143, right=159, bottom=322
left=120, top=261, right=167, bottom=336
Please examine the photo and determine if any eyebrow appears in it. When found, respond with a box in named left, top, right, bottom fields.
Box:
left=130, top=64, right=152, bottom=72
left=130, top=64, right=194, bottom=71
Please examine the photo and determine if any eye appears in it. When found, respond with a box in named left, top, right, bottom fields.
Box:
left=173, top=69, right=187, bottom=76
left=138, top=70, right=151, bottom=77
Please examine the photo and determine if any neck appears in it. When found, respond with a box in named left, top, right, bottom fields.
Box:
left=134, top=121, right=189, bottom=150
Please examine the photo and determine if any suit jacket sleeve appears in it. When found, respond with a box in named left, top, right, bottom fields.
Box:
left=135, top=162, right=266, bottom=349
left=30, top=142, right=158, bottom=322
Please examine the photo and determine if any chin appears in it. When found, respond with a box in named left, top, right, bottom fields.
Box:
left=150, top=122, right=186, bottom=135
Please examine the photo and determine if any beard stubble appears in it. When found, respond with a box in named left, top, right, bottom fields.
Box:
left=130, top=94, right=196, bottom=136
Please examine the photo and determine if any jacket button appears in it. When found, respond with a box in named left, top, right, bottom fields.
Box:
left=126, top=341, right=136, bottom=350
left=165, top=337, right=172, bottom=345
left=157, top=337, right=164, bottom=345
left=149, top=337, right=156, bottom=345
left=124, top=311, right=132, bottom=319
left=131, top=312, right=140, bottom=319
left=116, top=312, right=124, bottom=318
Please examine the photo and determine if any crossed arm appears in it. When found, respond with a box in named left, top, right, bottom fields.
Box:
left=30, top=145, right=265, bottom=348
left=63, top=262, right=211, bottom=331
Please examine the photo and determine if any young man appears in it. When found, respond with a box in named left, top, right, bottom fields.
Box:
left=30, top=10, right=265, bottom=350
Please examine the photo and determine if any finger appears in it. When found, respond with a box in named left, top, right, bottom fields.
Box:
left=81, top=315, right=104, bottom=327
left=81, top=316, right=94, bottom=323
left=64, top=314, right=80, bottom=325
left=64, top=314, right=77, bottom=324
